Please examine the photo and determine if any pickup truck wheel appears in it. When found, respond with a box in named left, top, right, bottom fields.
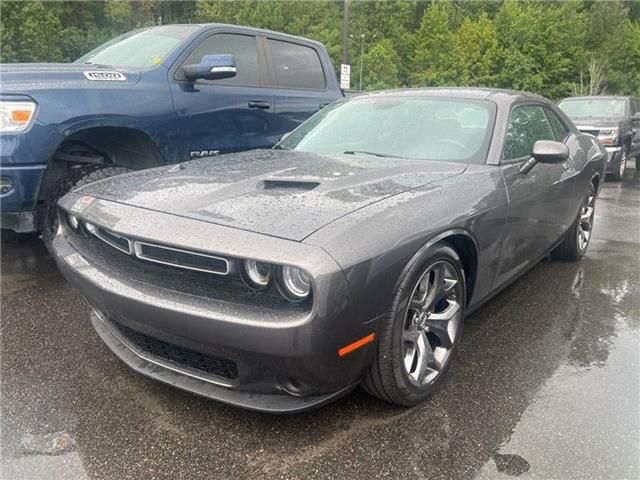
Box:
left=610, top=146, right=628, bottom=181
left=39, top=166, right=132, bottom=251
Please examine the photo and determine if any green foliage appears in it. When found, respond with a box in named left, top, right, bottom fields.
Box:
left=494, top=0, right=587, bottom=99
left=1, top=1, right=63, bottom=63
left=1, top=0, right=639, bottom=98
left=362, top=38, right=400, bottom=90
left=606, top=20, right=640, bottom=95
left=412, top=2, right=456, bottom=86
left=452, top=13, right=498, bottom=86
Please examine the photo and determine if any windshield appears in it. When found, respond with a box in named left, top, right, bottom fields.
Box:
left=558, top=98, right=627, bottom=119
left=75, top=25, right=199, bottom=68
left=277, top=96, right=496, bottom=164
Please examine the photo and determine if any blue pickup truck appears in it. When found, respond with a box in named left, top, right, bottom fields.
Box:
left=0, top=24, right=342, bottom=245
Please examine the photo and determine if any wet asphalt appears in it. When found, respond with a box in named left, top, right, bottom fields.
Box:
left=1, top=168, right=639, bottom=480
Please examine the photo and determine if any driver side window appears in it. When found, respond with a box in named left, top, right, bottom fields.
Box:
left=180, top=33, right=261, bottom=86
left=503, top=105, right=555, bottom=161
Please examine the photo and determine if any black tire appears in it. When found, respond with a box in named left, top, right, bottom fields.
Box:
left=39, top=166, right=132, bottom=251
left=362, top=242, right=466, bottom=406
left=610, top=145, right=628, bottom=181
left=553, top=182, right=596, bottom=261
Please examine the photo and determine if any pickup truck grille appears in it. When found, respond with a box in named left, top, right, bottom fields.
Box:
left=577, top=127, right=600, bottom=137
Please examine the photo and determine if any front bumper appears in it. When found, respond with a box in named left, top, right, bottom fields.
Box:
left=0, top=164, right=46, bottom=232
left=0, top=210, right=36, bottom=233
left=53, top=195, right=376, bottom=412
left=90, top=310, right=356, bottom=413
left=604, top=146, right=623, bottom=173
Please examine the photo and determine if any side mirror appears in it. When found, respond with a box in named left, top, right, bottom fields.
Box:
left=631, top=112, right=640, bottom=122
left=532, top=140, right=570, bottom=164
left=183, top=54, right=236, bottom=81
left=520, top=140, right=569, bottom=174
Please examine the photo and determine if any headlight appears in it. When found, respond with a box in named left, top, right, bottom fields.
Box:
left=278, top=265, right=312, bottom=302
left=598, top=127, right=619, bottom=145
left=84, top=222, right=97, bottom=235
left=241, top=259, right=272, bottom=291
left=0, top=101, right=37, bottom=133
left=67, top=213, right=79, bottom=230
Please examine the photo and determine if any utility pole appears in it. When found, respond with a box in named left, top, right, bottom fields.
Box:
left=342, top=0, right=349, bottom=65
left=359, top=34, right=365, bottom=91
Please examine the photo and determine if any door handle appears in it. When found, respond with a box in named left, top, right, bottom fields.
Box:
left=248, top=100, right=271, bottom=109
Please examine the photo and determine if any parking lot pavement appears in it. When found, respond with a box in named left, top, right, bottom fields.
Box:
left=1, top=173, right=639, bottom=480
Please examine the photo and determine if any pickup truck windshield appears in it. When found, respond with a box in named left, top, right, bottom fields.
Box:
left=558, top=98, right=627, bottom=119
left=75, top=25, right=199, bottom=68
left=277, top=96, right=496, bottom=164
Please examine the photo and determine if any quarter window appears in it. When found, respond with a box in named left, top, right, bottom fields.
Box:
left=267, top=39, right=326, bottom=90
left=181, top=34, right=260, bottom=86
left=503, top=105, right=556, bottom=161
left=544, top=108, right=570, bottom=142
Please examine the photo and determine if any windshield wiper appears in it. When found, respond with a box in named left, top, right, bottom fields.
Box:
left=343, top=150, right=407, bottom=159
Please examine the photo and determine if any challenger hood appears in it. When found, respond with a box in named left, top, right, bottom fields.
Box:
left=75, top=149, right=466, bottom=241
left=0, top=63, right=141, bottom=92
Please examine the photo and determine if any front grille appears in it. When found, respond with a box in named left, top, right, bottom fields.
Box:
left=61, top=212, right=311, bottom=312
left=135, top=241, right=229, bottom=275
left=113, top=320, right=239, bottom=380
left=579, top=128, right=600, bottom=137
left=94, top=226, right=131, bottom=254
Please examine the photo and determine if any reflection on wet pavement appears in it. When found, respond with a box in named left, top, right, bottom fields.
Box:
left=1, top=175, right=639, bottom=480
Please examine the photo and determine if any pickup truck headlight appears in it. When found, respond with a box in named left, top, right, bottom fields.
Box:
left=598, top=127, right=619, bottom=146
left=0, top=101, right=37, bottom=133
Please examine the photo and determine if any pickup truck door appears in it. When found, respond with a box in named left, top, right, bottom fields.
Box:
left=169, top=32, right=278, bottom=159
left=495, top=104, right=579, bottom=288
left=263, top=38, right=341, bottom=141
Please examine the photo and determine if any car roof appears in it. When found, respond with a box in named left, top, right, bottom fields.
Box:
left=350, top=87, right=550, bottom=104
left=560, top=95, right=630, bottom=100
left=153, top=23, right=326, bottom=48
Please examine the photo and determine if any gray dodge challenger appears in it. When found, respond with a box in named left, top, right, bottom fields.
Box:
left=53, top=88, right=606, bottom=413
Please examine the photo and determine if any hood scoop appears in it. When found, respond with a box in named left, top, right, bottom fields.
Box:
left=258, top=179, right=320, bottom=191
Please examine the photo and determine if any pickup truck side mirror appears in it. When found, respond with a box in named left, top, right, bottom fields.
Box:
left=183, top=54, right=236, bottom=81
left=520, top=140, right=569, bottom=174
left=631, top=112, right=640, bottom=122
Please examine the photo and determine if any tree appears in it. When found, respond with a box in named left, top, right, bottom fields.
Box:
left=606, top=20, right=640, bottom=95
left=572, top=57, right=607, bottom=96
left=452, top=13, right=498, bottom=86
left=494, top=0, right=587, bottom=99
left=362, top=38, right=400, bottom=90
left=0, top=0, right=639, bottom=96
left=412, top=2, right=456, bottom=86
left=0, top=1, right=63, bottom=63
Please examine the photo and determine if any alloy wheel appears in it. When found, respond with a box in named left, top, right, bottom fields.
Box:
left=402, top=260, right=462, bottom=387
left=577, top=189, right=595, bottom=252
